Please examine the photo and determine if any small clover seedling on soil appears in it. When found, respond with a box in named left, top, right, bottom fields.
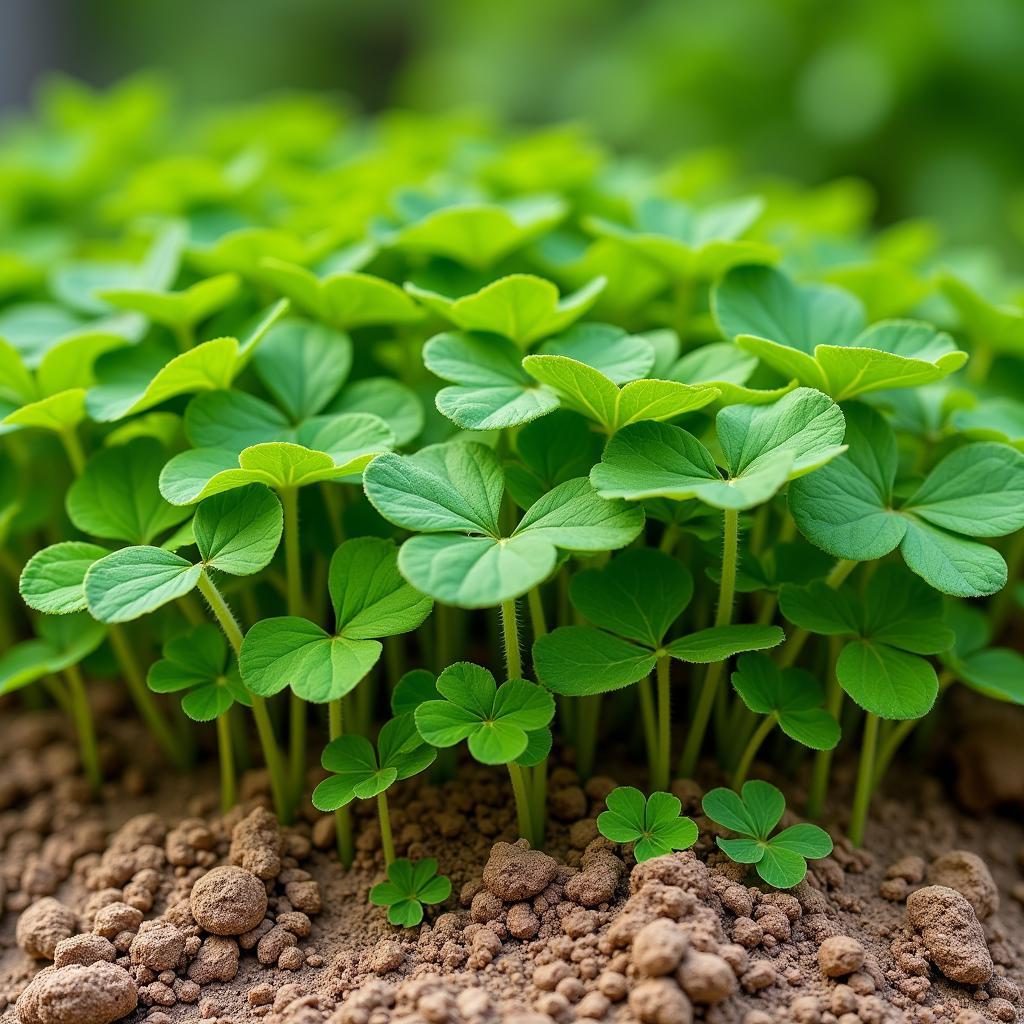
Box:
left=313, top=713, right=436, bottom=867
left=597, top=787, right=698, bottom=862
left=414, top=662, right=554, bottom=848
left=369, top=857, right=452, bottom=928
left=702, top=781, right=833, bottom=888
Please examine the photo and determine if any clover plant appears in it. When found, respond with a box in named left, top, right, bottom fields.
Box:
left=4, top=80, right=1024, bottom=883
left=702, top=781, right=833, bottom=888
left=597, top=787, right=698, bottom=862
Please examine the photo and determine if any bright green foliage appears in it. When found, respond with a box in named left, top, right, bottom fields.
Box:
left=20, top=542, right=110, bottom=614
left=390, top=669, right=440, bottom=714
left=592, top=387, right=846, bottom=510
left=364, top=442, right=643, bottom=607
left=369, top=857, right=452, bottom=927
left=702, top=781, right=833, bottom=888
left=100, top=273, right=241, bottom=338
left=941, top=603, right=1024, bottom=704
left=789, top=404, right=1024, bottom=596
left=312, top=714, right=436, bottom=810
left=780, top=564, right=953, bottom=719
left=413, top=662, right=555, bottom=765
left=714, top=266, right=967, bottom=400
left=534, top=549, right=784, bottom=695
left=241, top=537, right=433, bottom=702
left=0, top=614, right=106, bottom=694
left=730, top=654, right=839, bottom=749
left=148, top=624, right=250, bottom=720
left=596, top=786, right=698, bottom=862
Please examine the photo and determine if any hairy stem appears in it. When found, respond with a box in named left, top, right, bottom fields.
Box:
left=654, top=655, right=672, bottom=791
left=64, top=664, right=101, bottom=793
left=527, top=586, right=548, bottom=640
left=848, top=713, right=879, bottom=847
left=731, top=715, right=776, bottom=790
left=216, top=710, right=236, bottom=813
left=500, top=599, right=522, bottom=680
left=679, top=507, right=739, bottom=777
left=329, top=700, right=355, bottom=867
left=377, top=791, right=396, bottom=867
left=280, top=487, right=307, bottom=803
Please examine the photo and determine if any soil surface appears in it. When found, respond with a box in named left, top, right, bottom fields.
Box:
left=1, top=686, right=1023, bottom=1024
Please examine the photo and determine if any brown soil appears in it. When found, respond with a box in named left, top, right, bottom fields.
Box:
left=2, top=687, right=1023, bottom=1024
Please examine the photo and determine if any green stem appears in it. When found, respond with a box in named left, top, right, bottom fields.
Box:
left=216, top=711, right=236, bottom=813
left=530, top=760, right=547, bottom=848
left=198, top=570, right=290, bottom=822
left=967, top=341, right=994, bottom=384
left=43, top=675, right=72, bottom=717
left=109, top=624, right=187, bottom=770
left=172, top=322, right=195, bottom=352
left=434, top=603, right=453, bottom=674
left=280, top=487, right=307, bottom=801
left=329, top=700, right=354, bottom=867
left=731, top=715, right=776, bottom=789
left=806, top=638, right=843, bottom=818
left=778, top=559, right=857, bottom=668
left=59, top=429, right=86, bottom=475
left=848, top=713, right=879, bottom=847
left=377, top=791, right=395, bottom=866
left=873, top=671, right=953, bottom=786
left=289, top=692, right=306, bottom=803
left=500, top=599, right=521, bottom=680
left=658, top=524, right=680, bottom=555
left=385, top=636, right=405, bottom=688
left=64, top=664, right=101, bottom=792
left=575, top=694, right=602, bottom=780
left=507, top=761, right=536, bottom=847
left=654, top=655, right=671, bottom=791
left=679, top=507, right=739, bottom=777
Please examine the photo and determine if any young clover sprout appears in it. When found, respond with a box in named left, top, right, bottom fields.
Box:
left=82, top=482, right=290, bottom=819
left=404, top=273, right=606, bottom=349
left=713, top=265, right=968, bottom=401
left=789, top=403, right=1024, bottom=598
left=728, top=653, right=839, bottom=789
left=369, top=857, right=452, bottom=928
left=596, top=787, right=698, bottom=863
left=702, top=781, right=833, bottom=889
left=312, top=714, right=436, bottom=868
left=414, top=662, right=554, bottom=848
left=533, top=548, right=783, bottom=789
left=240, top=536, right=433, bottom=843
left=148, top=624, right=250, bottom=812
left=591, top=386, right=847, bottom=777
left=0, top=613, right=106, bottom=790
left=779, top=563, right=953, bottom=840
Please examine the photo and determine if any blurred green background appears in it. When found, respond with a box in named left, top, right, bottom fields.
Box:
left=3, top=0, right=1024, bottom=255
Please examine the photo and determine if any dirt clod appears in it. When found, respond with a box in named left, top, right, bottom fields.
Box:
left=482, top=841, right=558, bottom=901
left=190, top=865, right=268, bottom=935
left=16, top=899, right=78, bottom=960
left=817, top=935, right=866, bottom=977
left=16, top=961, right=137, bottom=1024
left=927, top=850, right=999, bottom=921
left=906, top=885, right=994, bottom=985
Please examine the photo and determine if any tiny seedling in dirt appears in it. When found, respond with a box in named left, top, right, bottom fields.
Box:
left=702, top=780, right=832, bottom=888
left=369, top=857, right=452, bottom=927
left=596, top=786, right=698, bottom=862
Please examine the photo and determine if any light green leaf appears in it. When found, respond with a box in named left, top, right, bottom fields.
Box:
left=19, top=541, right=111, bottom=614
left=194, top=484, right=283, bottom=575
left=666, top=624, right=785, bottom=663
left=0, top=614, right=107, bottom=694
left=3, top=389, right=86, bottom=432
left=669, top=342, right=794, bottom=406
left=85, top=546, right=202, bottom=622
left=99, top=272, right=240, bottom=332
left=327, top=378, right=423, bottom=447
left=837, top=639, right=938, bottom=720
left=513, top=477, right=644, bottom=550
left=533, top=627, right=657, bottom=696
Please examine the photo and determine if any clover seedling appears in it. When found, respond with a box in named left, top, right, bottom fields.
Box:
left=729, top=653, right=839, bottom=788
left=714, top=265, right=967, bottom=401
left=702, top=781, right=832, bottom=888
left=534, top=549, right=783, bottom=789
left=364, top=441, right=643, bottom=609
left=369, top=857, right=452, bottom=927
left=597, top=787, right=698, bottom=862
left=414, top=662, right=554, bottom=847
left=313, top=713, right=436, bottom=867
left=789, top=403, right=1024, bottom=598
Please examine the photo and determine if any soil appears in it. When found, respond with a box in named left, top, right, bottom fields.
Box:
left=1, top=685, right=1023, bottom=1024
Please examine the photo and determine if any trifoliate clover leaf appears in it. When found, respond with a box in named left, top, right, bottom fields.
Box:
left=67, top=437, right=192, bottom=544
left=730, top=653, right=839, bottom=750
left=240, top=537, right=432, bottom=702
left=779, top=564, right=952, bottom=720
left=941, top=602, right=1024, bottom=705
left=701, top=781, right=832, bottom=888
left=713, top=266, right=966, bottom=400
left=788, top=403, right=1024, bottom=597
left=312, top=714, right=436, bottom=811
left=20, top=541, right=110, bottom=614
left=84, top=484, right=283, bottom=622
left=0, top=614, right=107, bottom=695
left=261, top=258, right=425, bottom=330
left=591, top=387, right=846, bottom=511
left=596, top=786, right=698, bottom=862
left=534, top=549, right=784, bottom=696
left=364, top=441, right=643, bottom=608
left=413, top=662, right=555, bottom=765
left=405, top=274, right=605, bottom=348
left=147, top=624, right=250, bottom=721
left=369, top=857, right=451, bottom=928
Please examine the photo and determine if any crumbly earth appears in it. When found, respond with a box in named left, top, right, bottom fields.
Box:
left=1, top=688, right=1023, bottom=1024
